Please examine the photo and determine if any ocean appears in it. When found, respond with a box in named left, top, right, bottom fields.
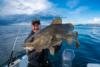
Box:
left=0, top=25, right=100, bottom=67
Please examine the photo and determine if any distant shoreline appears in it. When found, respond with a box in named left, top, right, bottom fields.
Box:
left=76, top=24, right=100, bottom=27
left=0, top=24, right=100, bottom=27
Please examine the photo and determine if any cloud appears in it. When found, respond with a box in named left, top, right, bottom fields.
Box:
left=69, top=6, right=89, bottom=15
left=87, top=17, right=100, bottom=24
left=0, top=0, right=95, bottom=25
left=0, top=0, right=89, bottom=18
left=94, top=17, right=100, bottom=22
left=65, top=0, right=89, bottom=16
left=66, top=0, right=79, bottom=9
left=0, top=0, right=52, bottom=16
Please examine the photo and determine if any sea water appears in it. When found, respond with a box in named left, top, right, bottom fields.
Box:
left=0, top=25, right=100, bottom=67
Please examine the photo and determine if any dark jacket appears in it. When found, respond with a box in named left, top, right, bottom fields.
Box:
left=25, top=31, right=35, bottom=43
left=25, top=31, right=50, bottom=67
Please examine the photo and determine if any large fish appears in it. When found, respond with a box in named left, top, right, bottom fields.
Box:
left=24, top=18, right=80, bottom=55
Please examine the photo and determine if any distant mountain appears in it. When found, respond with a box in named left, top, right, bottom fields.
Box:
left=0, top=14, right=55, bottom=26
left=76, top=24, right=100, bottom=27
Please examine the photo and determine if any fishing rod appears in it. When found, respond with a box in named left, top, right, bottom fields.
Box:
left=8, top=29, right=20, bottom=67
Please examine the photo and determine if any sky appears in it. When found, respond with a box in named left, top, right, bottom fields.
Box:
left=0, top=0, right=100, bottom=25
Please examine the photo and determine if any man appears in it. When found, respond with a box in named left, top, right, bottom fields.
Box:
left=25, top=20, right=40, bottom=43
left=25, top=18, right=65, bottom=67
left=25, top=19, right=50, bottom=67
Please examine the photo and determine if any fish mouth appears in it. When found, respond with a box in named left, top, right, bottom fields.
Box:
left=24, top=47, right=33, bottom=51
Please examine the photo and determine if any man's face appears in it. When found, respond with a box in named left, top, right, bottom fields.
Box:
left=32, top=24, right=40, bottom=32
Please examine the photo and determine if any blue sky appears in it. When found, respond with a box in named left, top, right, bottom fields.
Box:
left=0, top=0, right=100, bottom=25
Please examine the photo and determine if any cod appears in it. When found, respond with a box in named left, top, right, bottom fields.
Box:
left=24, top=18, right=80, bottom=55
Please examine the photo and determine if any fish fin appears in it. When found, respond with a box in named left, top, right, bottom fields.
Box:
left=75, top=39, right=80, bottom=48
left=51, top=17, right=62, bottom=24
left=74, top=31, right=80, bottom=48
left=49, top=47, right=55, bottom=55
